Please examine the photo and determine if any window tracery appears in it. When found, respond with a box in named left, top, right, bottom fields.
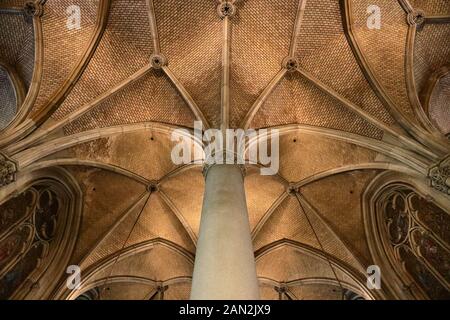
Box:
left=378, top=187, right=450, bottom=299
left=0, top=183, right=63, bottom=299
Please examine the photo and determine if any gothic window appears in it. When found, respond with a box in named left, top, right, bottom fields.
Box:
left=0, top=183, right=63, bottom=299
left=378, top=187, right=450, bottom=299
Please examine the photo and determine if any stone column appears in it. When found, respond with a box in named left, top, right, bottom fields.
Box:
left=190, top=164, right=260, bottom=300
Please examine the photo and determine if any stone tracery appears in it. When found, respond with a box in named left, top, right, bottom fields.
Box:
left=374, top=184, right=450, bottom=299
left=0, top=177, right=78, bottom=299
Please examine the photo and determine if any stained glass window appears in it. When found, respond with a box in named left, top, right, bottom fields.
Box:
left=0, top=185, right=61, bottom=299
left=380, top=187, right=450, bottom=299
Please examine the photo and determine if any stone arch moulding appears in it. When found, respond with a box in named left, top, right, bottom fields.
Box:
left=258, top=277, right=369, bottom=301
left=419, top=64, right=450, bottom=137
left=54, top=238, right=194, bottom=300
left=0, top=5, right=42, bottom=135
left=0, top=167, right=82, bottom=299
left=0, top=64, right=26, bottom=130
left=70, top=275, right=192, bottom=300
left=362, top=171, right=450, bottom=300
left=254, top=239, right=387, bottom=300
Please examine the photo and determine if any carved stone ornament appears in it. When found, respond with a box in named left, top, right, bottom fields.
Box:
left=217, top=1, right=236, bottom=18
left=282, top=56, right=299, bottom=72
left=407, top=9, right=426, bottom=27
left=287, top=184, right=298, bottom=195
left=428, top=155, right=450, bottom=195
left=147, top=181, right=159, bottom=193
left=24, top=1, right=44, bottom=18
left=150, top=53, right=167, bottom=70
left=0, top=153, right=17, bottom=188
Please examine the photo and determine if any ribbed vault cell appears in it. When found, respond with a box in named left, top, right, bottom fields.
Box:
left=256, top=244, right=370, bottom=299
left=75, top=281, right=191, bottom=300
left=0, top=12, right=34, bottom=90
left=295, top=0, right=394, bottom=126
left=30, top=0, right=99, bottom=115
left=0, top=10, right=35, bottom=129
left=409, top=0, right=450, bottom=15
left=0, top=67, right=17, bottom=129
left=414, top=24, right=450, bottom=97
left=350, top=0, right=416, bottom=122
left=429, top=73, right=450, bottom=135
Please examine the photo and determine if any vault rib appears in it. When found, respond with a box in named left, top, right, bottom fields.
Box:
left=14, top=121, right=191, bottom=168
left=26, top=158, right=151, bottom=186
left=295, top=192, right=366, bottom=270
left=404, top=26, right=439, bottom=134
left=294, top=66, right=438, bottom=160
left=289, top=0, right=307, bottom=56
left=159, top=164, right=202, bottom=184
left=221, top=16, right=231, bottom=130
left=162, top=66, right=210, bottom=129
left=78, top=238, right=195, bottom=285
left=256, top=239, right=368, bottom=297
left=241, top=69, right=287, bottom=130
left=254, top=238, right=364, bottom=281
left=341, top=0, right=449, bottom=156
left=158, top=189, right=198, bottom=247
left=1, top=0, right=110, bottom=149
left=397, top=0, right=413, bottom=14
left=247, top=163, right=290, bottom=187
left=291, top=163, right=419, bottom=190
left=31, top=0, right=111, bottom=126
left=71, top=238, right=196, bottom=300
left=146, top=0, right=161, bottom=54
left=251, top=192, right=289, bottom=240
left=425, top=16, right=450, bottom=24
left=262, top=276, right=375, bottom=299
left=0, top=6, right=22, bottom=13
left=79, top=191, right=150, bottom=267
left=246, top=124, right=431, bottom=172
left=0, top=10, right=43, bottom=146
left=17, top=124, right=424, bottom=187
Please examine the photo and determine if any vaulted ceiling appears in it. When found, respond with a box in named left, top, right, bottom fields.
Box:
left=0, top=0, right=449, bottom=300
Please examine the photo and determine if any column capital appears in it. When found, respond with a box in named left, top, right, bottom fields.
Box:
left=202, top=163, right=246, bottom=179
left=428, top=155, right=450, bottom=195
left=0, top=152, right=17, bottom=188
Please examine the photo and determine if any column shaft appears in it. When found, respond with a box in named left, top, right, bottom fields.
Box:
left=190, top=165, right=260, bottom=299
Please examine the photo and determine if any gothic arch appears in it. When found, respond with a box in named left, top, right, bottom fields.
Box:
left=363, top=171, right=450, bottom=299
left=254, top=239, right=383, bottom=300
left=55, top=238, right=194, bottom=300
left=0, top=167, right=82, bottom=299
